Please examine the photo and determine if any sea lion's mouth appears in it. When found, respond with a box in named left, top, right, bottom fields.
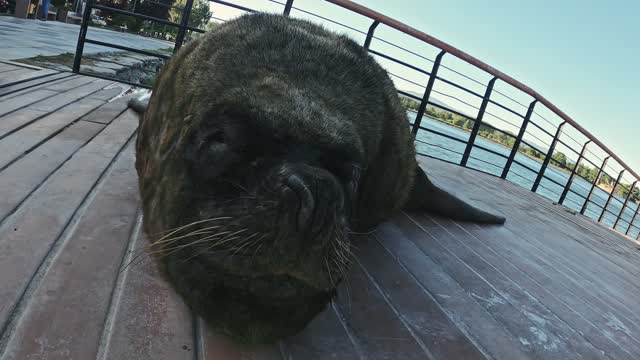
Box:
left=193, top=251, right=340, bottom=297
left=196, top=241, right=344, bottom=292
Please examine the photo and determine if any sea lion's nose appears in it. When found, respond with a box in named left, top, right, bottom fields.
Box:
left=284, top=174, right=315, bottom=233
left=280, top=165, right=342, bottom=240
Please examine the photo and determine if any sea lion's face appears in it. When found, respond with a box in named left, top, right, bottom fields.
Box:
left=139, top=105, right=361, bottom=343
left=177, top=106, right=359, bottom=292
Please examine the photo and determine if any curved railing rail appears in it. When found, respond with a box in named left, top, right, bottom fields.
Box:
left=72, top=0, right=640, bottom=239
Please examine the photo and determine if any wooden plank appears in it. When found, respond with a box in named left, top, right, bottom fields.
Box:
left=355, top=235, right=488, bottom=360
left=0, top=69, right=58, bottom=87
left=331, top=248, right=429, bottom=359
left=0, top=75, right=82, bottom=101
left=0, top=68, right=37, bottom=84
left=472, top=178, right=640, bottom=311
left=0, top=109, right=47, bottom=138
left=1, top=142, right=139, bottom=360
left=0, top=68, right=22, bottom=77
left=28, top=79, right=113, bottom=112
left=0, top=89, right=58, bottom=118
left=0, top=97, right=106, bottom=170
left=0, top=73, right=74, bottom=97
left=0, top=61, right=45, bottom=71
left=429, top=216, right=640, bottom=360
left=198, top=319, right=283, bottom=360
left=376, top=220, right=531, bottom=360
left=0, top=78, right=107, bottom=137
left=0, top=64, right=21, bottom=73
left=97, top=223, right=196, bottom=360
left=497, top=215, right=640, bottom=331
left=403, top=213, right=607, bottom=359
left=420, top=158, right=640, bottom=325
left=457, top=221, right=640, bottom=358
left=89, top=86, right=128, bottom=101
left=80, top=96, right=131, bottom=125
left=422, top=158, right=640, bottom=303
left=0, top=110, right=138, bottom=331
left=0, top=120, right=104, bottom=221
left=42, top=75, right=97, bottom=92
left=282, top=304, right=359, bottom=359
left=396, top=212, right=593, bottom=359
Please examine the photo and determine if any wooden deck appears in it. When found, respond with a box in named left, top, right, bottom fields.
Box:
left=1, top=63, right=640, bottom=360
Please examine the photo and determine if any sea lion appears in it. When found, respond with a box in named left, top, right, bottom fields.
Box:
left=130, top=12, right=505, bottom=344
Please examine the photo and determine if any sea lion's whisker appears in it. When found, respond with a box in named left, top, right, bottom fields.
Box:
left=230, top=232, right=261, bottom=256
left=153, top=217, right=232, bottom=241
left=150, top=226, right=224, bottom=247
left=119, top=256, right=150, bottom=274
left=325, top=258, right=335, bottom=288
left=336, top=245, right=351, bottom=306
left=138, top=229, right=236, bottom=262
left=183, top=235, right=243, bottom=261
left=230, top=235, right=260, bottom=258
left=340, top=261, right=353, bottom=313
left=153, top=230, right=237, bottom=258
left=251, top=241, right=266, bottom=260
left=333, top=241, right=350, bottom=266
left=178, top=228, right=249, bottom=259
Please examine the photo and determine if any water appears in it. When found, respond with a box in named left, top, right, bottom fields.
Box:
left=410, top=114, right=640, bottom=238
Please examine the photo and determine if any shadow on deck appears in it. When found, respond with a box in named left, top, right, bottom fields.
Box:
left=1, top=64, right=640, bottom=360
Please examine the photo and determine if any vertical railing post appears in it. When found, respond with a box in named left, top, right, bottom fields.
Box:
left=460, top=76, right=498, bottom=166
left=501, top=99, right=537, bottom=179
left=613, top=180, right=637, bottom=229
left=411, top=50, right=446, bottom=137
left=174, top=0, right=195, bottom=52
left=627, top=204, right=640, bottom=235
left=598, top=170, right=625, bottom=222
left=72, top=0, right=94, bottom=73
left=363, top=20, right=380, bottom=50
left=581, top=156, right=610, bottom=215
left=531, top=121, right=566, bottom=193
left=559, top=140, right=591, bottom=204
left=283, top=0, right=294, bottom=16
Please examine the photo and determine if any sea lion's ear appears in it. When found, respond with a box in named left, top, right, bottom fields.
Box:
left=404, top=165, right=506, bottom=224
left=127, top=91, right=151, bottom=122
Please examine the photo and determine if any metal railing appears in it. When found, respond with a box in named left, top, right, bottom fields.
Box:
left=72, top=0, right=640, bottom=239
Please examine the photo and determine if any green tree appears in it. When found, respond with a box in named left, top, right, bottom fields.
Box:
left=453, top=118, right=466, bottom=127
left=169, top=0, right=212, bottom=31
left=399, top=97, right=420, bottom=111
left=551, top=152, right=567, bottom=168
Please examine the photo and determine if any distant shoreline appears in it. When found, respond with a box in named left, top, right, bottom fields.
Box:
left=412, top=111, right=622, bottom=198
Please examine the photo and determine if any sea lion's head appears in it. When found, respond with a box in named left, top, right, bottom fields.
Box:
left=134, top=13, right=374, bottom=344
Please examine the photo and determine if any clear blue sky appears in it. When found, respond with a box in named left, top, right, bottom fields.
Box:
left=214, top=0, right=639, bottom=175
left=352, top=0, right=639, bottom=173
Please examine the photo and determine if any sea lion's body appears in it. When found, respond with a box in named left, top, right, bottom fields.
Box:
left=133, top=13, right=504, bottom=344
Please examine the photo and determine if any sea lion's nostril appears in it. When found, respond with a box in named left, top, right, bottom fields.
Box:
left=285, top=174, right=315, bottom=233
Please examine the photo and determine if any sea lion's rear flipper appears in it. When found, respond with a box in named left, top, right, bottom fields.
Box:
left=127, top=91, right=151, bottom=119
left=405, top=166, right=506, bottom=224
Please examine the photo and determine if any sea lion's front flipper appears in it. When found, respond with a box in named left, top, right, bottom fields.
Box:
left=127, top=91, right=151, bottom=119
left=405, top=165, right=506, bottom=224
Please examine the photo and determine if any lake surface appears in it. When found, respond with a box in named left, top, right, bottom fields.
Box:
left=410, top=114, right=640, bottom=238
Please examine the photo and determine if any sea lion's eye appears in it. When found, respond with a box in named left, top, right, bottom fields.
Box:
left=203, top=130, right=225, bottom=145
left=198, top=130, right=230, bottom=155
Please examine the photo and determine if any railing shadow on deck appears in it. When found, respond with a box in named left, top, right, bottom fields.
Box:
left=69, top=0, right=640, bottom=239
